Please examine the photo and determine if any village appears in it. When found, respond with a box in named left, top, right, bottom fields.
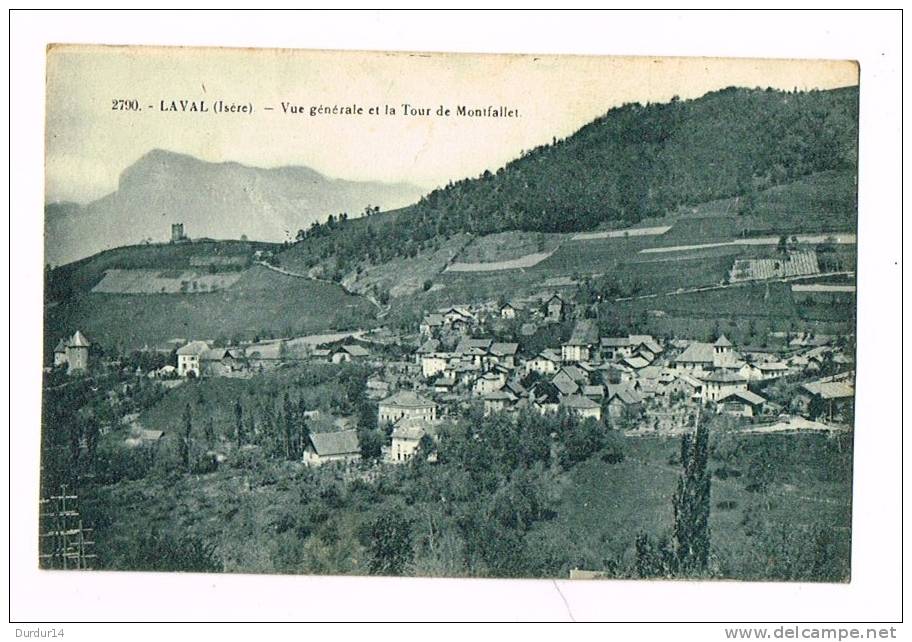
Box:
left=49, top=283, right=856, bottom=469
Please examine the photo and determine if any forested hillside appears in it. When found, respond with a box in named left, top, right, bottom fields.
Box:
left=281, top=86, right=858, bottom=277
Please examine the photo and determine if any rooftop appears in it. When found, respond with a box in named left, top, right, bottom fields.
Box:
left=380, top=390, right=436, bottom=408
left=69, top=330, right=91, bottom=348
left=176, top=340, right=210, bottom=356
left=703, top=370, right=746, bottom=383
left=309, top=430, right=360, bottom=457
left=802, top=381, right=855, bottom=400
left=675, top=342, right=715, bottom=364
left=567, top=319, right=599, bottom=346
left=719, top=389, right=767, bottom=405
left=561, top=394, right=600, bottom=409
left=490, top=342, right=519, bottom=356
left=392, top=417, right=430, bottom=441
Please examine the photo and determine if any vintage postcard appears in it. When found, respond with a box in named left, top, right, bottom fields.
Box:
left=41, top=45, right=858, bottom=581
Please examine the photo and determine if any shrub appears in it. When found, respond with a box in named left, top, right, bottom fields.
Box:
left=120, top=530, right=220, bottom=573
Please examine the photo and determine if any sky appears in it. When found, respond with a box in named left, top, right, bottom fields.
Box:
left=45, top=45, right=858, bottom=204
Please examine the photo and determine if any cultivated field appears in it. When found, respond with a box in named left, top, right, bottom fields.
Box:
left=45, top=266, right=376, bottom=352
left=92, top=269, right=244, bottom=294
left=446, top=251, right=554, bottom=272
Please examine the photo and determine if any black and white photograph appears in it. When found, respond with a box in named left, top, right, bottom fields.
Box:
left=8, top=8, right=903, bottom=630
left=39, top=43, right=860, bottom=581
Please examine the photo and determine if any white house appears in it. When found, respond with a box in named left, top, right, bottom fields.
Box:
left=53, top=338, right=68, bottom=367
left=701, top=370, right=748, bottom=403
left=562, top=320, right=598, bottom=363
left=526, top=350, right=561, bottom=376
left=378, top=390, right=437, bottom=425
left=500, top=301, right=525, bottom=319
left=176, top=340, right=210, bottom=377
left=389, top=417, right=430, bottom=463
left=473, top=371, right=506, bottom=396
left=421, top=354, right=449, bottom=378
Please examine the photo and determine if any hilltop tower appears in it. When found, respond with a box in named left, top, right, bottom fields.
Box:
left=171, top=223, right=186, bottom=243
left=66, top=330, right=90, bottom=374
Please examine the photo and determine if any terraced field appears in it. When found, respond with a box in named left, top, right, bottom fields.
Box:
left=92, top=269, right=244, bottom=294
left=45, top=266, right=376, bottom=352
left=729, top=251, right=820, bottom=282
left=445, top=251, right=554, bottom=272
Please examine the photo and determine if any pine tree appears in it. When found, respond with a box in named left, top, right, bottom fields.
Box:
left=672, top=412, right=711, bottom=574
left=181, top=403, right=192, bottom=474
left=283, top=393, right=294, bottom=460
left=204, top=416, right=215, bottom=446
left=234, top=398, right=244, bottom=449
left=295, top=397, right=310, bottom=459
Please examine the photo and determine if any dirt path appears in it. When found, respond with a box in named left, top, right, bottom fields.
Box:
left=257, top=261, right=382, bottom=311
left=640, top=232, right=856, bottom=255
left=613, top=270, right=854, bottom=303
left=572, top=225, right=672, bottom=241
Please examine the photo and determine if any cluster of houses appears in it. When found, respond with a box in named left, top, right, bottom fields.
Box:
left=54, top=291, right=856, bottom=468
left=167, top=338, right=374, bottom=379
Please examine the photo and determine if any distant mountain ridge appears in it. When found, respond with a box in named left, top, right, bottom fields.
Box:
left=45, top=149, right=426, bottom=266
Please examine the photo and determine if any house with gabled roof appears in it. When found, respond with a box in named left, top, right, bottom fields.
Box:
left=488, top=342, right=519, bottom=368
left=432, top=374, right=457, bottom=394
left=303, top=430, right=361, bottom=467
left=563, top=319, right=599, bottom=363
left=526, top=349, right=561, bottom=376
left=176, top=340, right=210, bottom=377
left=378, top=390, right=437, bottom=425
left=529, top=380, right=562, bottom=415
left=546, top=293, right=565, bottom=322
left=415, top=338, right=440, bottom=361
left=561, top=394, right=602, bottom=422
left=582, top=384, right=605, bottom=400
left=53, top=338, right=69, bottom=367
left=331, top=344, right=370, bottom=364
left=500, top=300, right=526, bottom=319
left=200, top=347, right=246, bottom=377
left=455, top=337, right=493, bottom=368
left=666, top=372, right=703, bottom=402
left=674, top=341, right=715, bottom=371
left=473, top=371, right=506, bottom=396
left=419, top=314, right=444, bottom=337
left=601, top=335, right=664, bottom=362
left=717, top=389, right=767, bottom=418
left=604, top=383, right=645, bottom=420
left=438, top=306, right=476, bottom=333
left=503, top=378, right=527, bottom=399
left=629, top=335, right=664, bottom=360
left=483, top=389, right=516, bottom=415
left=599, top=361, right=635, bottom=385
left=622, top=355, right=651, bottom=371
left=389, top=417, right=435, bottom=463
left=702, top=369, right=748, bottom=403
left=799, top=377, right=855, bottom=422
left=551, top=369, right=580, bottom=397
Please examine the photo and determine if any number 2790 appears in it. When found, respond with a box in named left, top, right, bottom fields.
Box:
left=111, top=99, right=140, bottom=111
